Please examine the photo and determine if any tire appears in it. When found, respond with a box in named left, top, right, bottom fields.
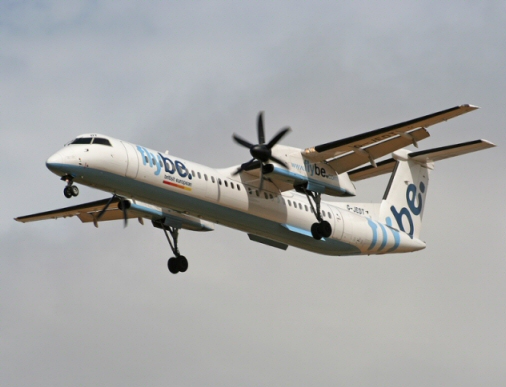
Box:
left=168, top=257, right=179, bottom=274
left=311, top=223, right=322, bottom=240
left=178, top=256, right=189, bottom=273
left=70, top=185, right=79, bottom=197
left=63, top=186, right=72, bottom=198
left=318, top=221, right=332, bottom=238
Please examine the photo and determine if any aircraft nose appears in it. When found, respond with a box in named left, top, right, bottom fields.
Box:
left=46, top=152, right=63, bottom=174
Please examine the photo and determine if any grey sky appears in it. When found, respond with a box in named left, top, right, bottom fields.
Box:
left=1, top=2, right=505, bottom=386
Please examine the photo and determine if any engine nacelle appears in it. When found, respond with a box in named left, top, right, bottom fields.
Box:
left=262, top=164, right=356, bottom=197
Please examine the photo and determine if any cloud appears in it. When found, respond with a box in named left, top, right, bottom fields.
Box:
left=1, top=2, right=505, bottom=386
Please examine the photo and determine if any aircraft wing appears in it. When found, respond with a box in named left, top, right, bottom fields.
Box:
left=15, top=197, right=214, bottom=231
left=348, top=139, right=496, bottom=182
left=303, top=104, right=479, bottom=173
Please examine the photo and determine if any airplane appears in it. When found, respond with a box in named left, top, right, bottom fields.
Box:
left=15, top=105, right=495, bottom=274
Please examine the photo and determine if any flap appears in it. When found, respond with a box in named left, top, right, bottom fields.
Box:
left=328, top=127, right=429, bottom=173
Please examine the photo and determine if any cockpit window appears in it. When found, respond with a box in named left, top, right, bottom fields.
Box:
left=92, top=137, right=112, bottom=146
left=71, top=137, right=93, bottom=144
left=69, top=137, right=112, bottom=146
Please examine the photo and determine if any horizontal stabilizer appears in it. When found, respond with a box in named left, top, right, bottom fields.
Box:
left=409, top=139, right=496, bottom=163
left=348, top=159, right=397, bottom=181
left=348, top=139, right=495, bottom=181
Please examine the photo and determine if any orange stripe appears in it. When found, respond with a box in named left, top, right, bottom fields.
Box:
left=163, top=180, right=192, bottom=191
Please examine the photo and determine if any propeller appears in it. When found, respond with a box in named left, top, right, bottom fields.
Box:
left=96, top=194, right=130, bottom=227
left=232, top=112, right=291, bottom=190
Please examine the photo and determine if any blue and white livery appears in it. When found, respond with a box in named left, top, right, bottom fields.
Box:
left=15, top=105, right=495, bottom=274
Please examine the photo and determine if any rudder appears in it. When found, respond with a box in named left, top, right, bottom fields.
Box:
left=380, top=150, right=430, bottom=239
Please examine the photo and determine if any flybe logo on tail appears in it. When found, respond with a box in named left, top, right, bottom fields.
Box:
left=136, top=146, right=192, bottom=180
left=389, top=182, right=425, bottom=238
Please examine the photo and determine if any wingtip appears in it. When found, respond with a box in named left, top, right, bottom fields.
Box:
left=462, top=104, right=480, bottom=110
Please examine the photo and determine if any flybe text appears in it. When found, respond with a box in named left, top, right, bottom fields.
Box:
left=137, top=146, right=192, bottom=180
left=291, top=160, right=337, bottom=180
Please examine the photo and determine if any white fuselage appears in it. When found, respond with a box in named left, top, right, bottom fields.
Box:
left=46, top=134, right=426, bottom=256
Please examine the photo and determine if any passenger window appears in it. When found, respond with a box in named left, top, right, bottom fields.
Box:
left=224, top=181, right=228, bottom=187
left=288, top=200, right=292, bottom=207
left=264, top=192, right=268, bottom=199
left=247, top=187, right=252, bottom=194
left=305, top=205, right=308, bottom=212
left=269, top=194, right=273, bottom=199
left=198, top=172, right=201, bottom=179
left=298, top=203, right=302, bottom=210
left=237, top=185, right=241, bottom=191
left=256, top=190, right=259, bottom=197
left=328, top=211, right=332, bottom=218
left=231, top=182, right=234, bottom=189
left=204, top=174, right=208, bottom=181
left=218, top=178, right=222, bottom=185
left=191, top=170, right=195, bottom=178
left=211, top=176, right=215, bottom=183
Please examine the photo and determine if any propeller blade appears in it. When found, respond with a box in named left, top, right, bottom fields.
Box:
left=269, top=155, right=289, bottom=169
left=232, top=134, right=254, bottom=149
left=257, top=112, right=265, bottom=144
left=96, top=194, right=117, bottom=221
left=267, top=127, right=291, bottom=149
left=232, top=159, right=261, bottom=175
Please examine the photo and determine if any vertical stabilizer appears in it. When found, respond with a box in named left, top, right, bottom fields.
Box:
left=379, top=150, right=430, bottom=239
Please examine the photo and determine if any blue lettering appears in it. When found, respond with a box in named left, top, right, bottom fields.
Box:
left=175, top=160, right=191, bottom=180
left=158, top=153, right=176, bottom=174
left=391, top=205, right=414, bottom=238
left=406, top=183, right=423, bottom=216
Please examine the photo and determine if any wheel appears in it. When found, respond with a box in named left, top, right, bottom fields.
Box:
left=168, top=257, right=179, bottom=274
left=63, top=186, right=72, bottom=198
left=311, top=223, right=322, bottom=240
left=317, top=221, right=332, bottom=238
left=178, top=256, right=188, bottom=273
left=70, top=185, right=79, bottom=197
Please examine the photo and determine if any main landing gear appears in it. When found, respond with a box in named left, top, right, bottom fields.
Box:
left=159, top=221, right=188, bottom=274
left=299, top=187, right=332, bottom=240
left=62, top=175, right=79, bottom=198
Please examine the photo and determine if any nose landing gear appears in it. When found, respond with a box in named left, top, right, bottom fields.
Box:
left=62, top=175, right=79, bottom=198
left=158, top=221, right=189, bottom=274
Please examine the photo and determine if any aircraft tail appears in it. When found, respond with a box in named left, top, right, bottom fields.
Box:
left=379, top=140, right=495, bottom=239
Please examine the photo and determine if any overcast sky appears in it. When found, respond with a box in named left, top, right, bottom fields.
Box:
left=1, top=2, right=505, bottom=386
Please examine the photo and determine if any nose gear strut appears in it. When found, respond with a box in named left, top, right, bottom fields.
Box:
left=158, top=221, right=188, bottom=274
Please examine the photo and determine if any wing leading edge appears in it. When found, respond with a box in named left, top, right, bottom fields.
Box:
left=348, top=139, right=495, bottom=182
left=15, top=198, right=214, bottom=231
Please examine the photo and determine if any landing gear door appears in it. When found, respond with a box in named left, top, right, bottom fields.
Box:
left=331, top=208, right=344, bottom=240
left=121, top=141, right=139, bottom=179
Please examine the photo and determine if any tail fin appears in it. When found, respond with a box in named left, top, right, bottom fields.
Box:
left=379, top=139, right=495, bottom=239
left=379, top=150, right=429, bottom=239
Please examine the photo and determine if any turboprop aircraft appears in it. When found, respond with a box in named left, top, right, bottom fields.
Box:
left=15, top=105, right=495, bottom=274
